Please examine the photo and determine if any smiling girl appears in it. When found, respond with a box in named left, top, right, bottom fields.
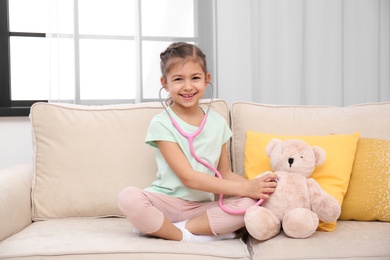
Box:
left=118, top=42, right=277, bottom=242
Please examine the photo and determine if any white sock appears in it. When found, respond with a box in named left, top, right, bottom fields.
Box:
left=173, top=221, right=236, bottom=243
left=173, top=221, right=187, bottom=230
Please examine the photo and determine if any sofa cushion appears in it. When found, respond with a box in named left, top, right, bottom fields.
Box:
left=30, top=100, right=229, bottom=220
left=244, top=131, right=360, bottom=231
left=0, top=218, right=250, bottom=260
left=230, top=102, right=390, bottom=177
left=247, top=221, right=390, bottom=260
left=340, top=138, right=390, bottom=221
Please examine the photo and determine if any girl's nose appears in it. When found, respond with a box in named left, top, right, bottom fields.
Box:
left=183, top=80, right=193, bottom=89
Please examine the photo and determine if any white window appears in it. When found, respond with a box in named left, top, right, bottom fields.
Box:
left=6, top=0, right=216, bottom=106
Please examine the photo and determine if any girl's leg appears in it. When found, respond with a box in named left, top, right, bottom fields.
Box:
left=186, top=197, right=257, bottom=236
left=118, top=187, right=233, bottom=242
left=117, top=186, right=182, bottom=240
left=150, top=217, right=183, bottom=241
left=185, top=211, right=213, bottom=235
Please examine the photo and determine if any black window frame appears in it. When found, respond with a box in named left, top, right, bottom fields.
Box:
left=0, top=0, right=46, bottom=117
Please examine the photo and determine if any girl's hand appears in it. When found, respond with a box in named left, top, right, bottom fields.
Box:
left=245, top=172, right=278, bottom=199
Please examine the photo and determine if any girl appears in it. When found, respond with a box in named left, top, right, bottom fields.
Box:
left=118, top=42, right=277, bottom=242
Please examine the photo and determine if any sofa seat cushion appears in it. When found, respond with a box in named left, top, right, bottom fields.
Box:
left=247, top=221, right=390, bottom=260
left=0, top=218, right=250, bottom=260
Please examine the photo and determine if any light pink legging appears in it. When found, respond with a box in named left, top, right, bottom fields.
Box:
left=117, top=186, right=256, bottom=235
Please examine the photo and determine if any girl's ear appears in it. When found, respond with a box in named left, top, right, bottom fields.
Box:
left=205, top=72, right=211, bottom=85
left=160, top=77, right=168, bottom=90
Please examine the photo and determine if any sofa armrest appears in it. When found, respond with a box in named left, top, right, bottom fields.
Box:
left=0, top=163, right=33, bottom=241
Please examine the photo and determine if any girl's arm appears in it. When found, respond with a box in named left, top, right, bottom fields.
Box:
left=156, top=141, right=277, bottom=199
left=217, top=143, right=248, bottom=182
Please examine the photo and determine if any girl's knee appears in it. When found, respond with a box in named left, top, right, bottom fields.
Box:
left=225, top=197, right=257, bottom=210
left=240, top=197, right=258, bottom=208
left=117, top=186, right=143, bottom=212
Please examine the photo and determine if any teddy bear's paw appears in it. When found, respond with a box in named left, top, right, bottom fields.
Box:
left=316, top=200, right=341, bottom=223
left=282, top=208, right=319, bottom=239
left=307, top=178, right=341, bottom=222
left=244, top=206, right=281, bottom=241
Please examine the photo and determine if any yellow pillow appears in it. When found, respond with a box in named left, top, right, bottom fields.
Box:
left=339, top=138, right=390, bottom=221
left=244, top=131, right=360, bottom=231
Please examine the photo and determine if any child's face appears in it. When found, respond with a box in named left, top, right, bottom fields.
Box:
left=161, top=60, right=210, bottom=110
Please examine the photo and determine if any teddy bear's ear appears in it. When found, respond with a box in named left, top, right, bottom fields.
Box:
left=312, top=146, right=326, bottom=166
left=266, top=138, right=282, bottom=157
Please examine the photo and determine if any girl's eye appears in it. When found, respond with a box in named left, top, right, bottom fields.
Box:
left=193, top=76, right=201, bottom=80
left=173, top=78, right=182, bottom=81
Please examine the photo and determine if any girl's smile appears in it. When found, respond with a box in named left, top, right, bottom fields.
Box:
left=180, top=93, right=196, bottom=99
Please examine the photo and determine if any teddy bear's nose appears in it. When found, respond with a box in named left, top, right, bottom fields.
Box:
left=288, top=158, right=294, bottom=167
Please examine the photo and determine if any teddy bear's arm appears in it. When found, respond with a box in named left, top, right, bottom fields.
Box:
left=307, top=178, right=341, bottom=223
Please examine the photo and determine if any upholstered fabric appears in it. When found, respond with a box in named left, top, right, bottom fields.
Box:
left=247, top=221, right=390, bottom=260
left=1, top=100, right=390, bottom=260
left=29, top=100, right=229, bottom=220
left=0, top=163, right=32, bottom=241
left=0, top=218, right=250, bottom=260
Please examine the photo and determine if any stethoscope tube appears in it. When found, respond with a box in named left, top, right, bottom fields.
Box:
left=159, top=82, right=264, bottom=215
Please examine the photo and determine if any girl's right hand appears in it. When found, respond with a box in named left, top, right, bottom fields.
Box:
left=245, top=172, right=278, bottom=199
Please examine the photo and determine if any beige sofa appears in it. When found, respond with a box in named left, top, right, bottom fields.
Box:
left=0, top=100, right=389, bottom=260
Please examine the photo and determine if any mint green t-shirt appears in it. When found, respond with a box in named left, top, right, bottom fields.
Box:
left=145, top=107, right=232, bottom=202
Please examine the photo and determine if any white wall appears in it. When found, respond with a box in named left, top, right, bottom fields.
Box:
left=0, top=117, right=33, bottom=169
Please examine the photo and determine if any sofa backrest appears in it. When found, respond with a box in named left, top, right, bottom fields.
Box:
left=230, top=102, right=390, bottom=175
left=29, top=100, right=229, bottom=220
left=29, top=100, right=390, bottom=220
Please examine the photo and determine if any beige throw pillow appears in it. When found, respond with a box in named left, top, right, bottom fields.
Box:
left=30, top=100, right=229, bottom=220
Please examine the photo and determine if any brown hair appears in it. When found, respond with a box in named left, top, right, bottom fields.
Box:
left=160, top=42, right=208, bottom=79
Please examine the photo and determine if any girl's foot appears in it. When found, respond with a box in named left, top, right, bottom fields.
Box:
left=173, top=221, right=236, bottom=243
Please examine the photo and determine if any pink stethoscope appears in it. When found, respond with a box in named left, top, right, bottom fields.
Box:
left=159, top=82, right=265, bottom=215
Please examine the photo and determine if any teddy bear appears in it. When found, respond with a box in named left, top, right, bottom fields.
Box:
left=244, top=138, right=341, bottom=241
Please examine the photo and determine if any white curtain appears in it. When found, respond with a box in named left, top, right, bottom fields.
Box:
left=48, top=0, right=76, bottom=104
left=250, top=0, right=390, bottom=106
